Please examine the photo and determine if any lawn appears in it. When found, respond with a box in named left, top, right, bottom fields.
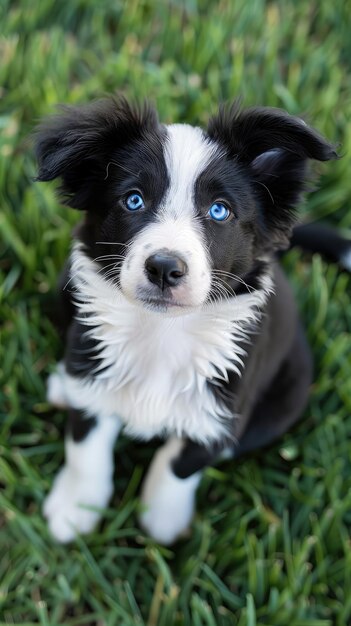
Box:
left=1, top=1, right=351, bottom=624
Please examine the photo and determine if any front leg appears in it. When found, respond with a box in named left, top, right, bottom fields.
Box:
left=139, top=438, right=221, bottom=545
left=44, top=408, right=121, bottom=543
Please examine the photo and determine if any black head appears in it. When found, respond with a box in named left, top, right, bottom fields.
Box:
left=35, top=97, right=337, bottom=313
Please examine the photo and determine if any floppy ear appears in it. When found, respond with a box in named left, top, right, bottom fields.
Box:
left=35, top=97, right=159, bottom=210
left=208, top=103, right=338, bottom=249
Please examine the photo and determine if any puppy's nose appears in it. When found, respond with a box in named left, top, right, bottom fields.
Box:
left=145, top=253, right=188, bottom=290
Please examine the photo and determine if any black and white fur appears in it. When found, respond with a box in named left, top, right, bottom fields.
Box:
left=35, top=98, right=349, bottom=544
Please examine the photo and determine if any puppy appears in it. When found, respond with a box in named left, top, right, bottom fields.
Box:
left=35, top=98, right=348, bottom=544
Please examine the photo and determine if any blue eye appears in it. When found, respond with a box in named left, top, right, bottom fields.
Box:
left=208, top=202, right=231, bottom=222
left=125, top=192, right=145, bottom=211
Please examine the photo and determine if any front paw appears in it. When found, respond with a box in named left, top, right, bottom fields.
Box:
left=43, top=466, right=113, bottom=543
left=139, top=499, right=194, bottom=546
left=139, top=464, right=201, bottom=545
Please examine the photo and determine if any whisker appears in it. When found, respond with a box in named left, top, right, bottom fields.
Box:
left=104, top=160, right=140, bottom=180
left=93, top=254, right=126, bottom=263
left=102, top=270, right=122, bottom=282
left=253, top=180, right=275, bottom=205
left=212, top=269, right=255, bottom=294
left=212, top=278, right=236, bottom=298
left=97, top=263, right=124, bottom=281
left=94, top=260, right=123, bottom=272
left=95, top=241, right=131, bottom=248
left=208, top=279, right=233, bottom=304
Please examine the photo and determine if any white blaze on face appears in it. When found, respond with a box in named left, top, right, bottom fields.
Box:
left=161, top=124, right=218, bottom=220
left=119, top=124, right=220, bottom=311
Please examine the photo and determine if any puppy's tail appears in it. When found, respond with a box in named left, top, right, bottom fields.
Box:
left=290, top=223, right=351, bottom=271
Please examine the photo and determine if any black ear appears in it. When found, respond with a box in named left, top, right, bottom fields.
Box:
left=34, top=96, right=159, bottom=209
left=208, top=103, right=338, bottom=249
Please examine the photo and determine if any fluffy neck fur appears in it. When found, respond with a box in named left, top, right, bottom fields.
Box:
left=66, top=243, right=274, bottom=443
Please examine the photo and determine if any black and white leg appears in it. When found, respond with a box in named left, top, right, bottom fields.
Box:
left=43, top=408, right=121, bottom=543
left=139, top=437, right=221, bottom=545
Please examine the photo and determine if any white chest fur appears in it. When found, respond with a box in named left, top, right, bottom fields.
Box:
left=60, top=246, right=271, bottom=444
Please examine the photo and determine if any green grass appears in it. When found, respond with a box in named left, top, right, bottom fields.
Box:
left=1, top=1, right=351, bottom=624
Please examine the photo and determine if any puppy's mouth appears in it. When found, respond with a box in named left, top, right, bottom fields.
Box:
left=142, top=297, right=185, bottom=310
left=136, top=291, right=191, bottom=313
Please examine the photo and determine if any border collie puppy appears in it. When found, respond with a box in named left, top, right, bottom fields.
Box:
left=35, top=98, right=349, bottom=544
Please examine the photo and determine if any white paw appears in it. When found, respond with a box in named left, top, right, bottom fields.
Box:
left=47, top=364, right=68, bottom=408
left=43, top=466, right=113, bottom=543
left=139, top=440, right=201, bottom=545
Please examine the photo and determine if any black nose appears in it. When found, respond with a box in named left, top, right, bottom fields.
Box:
left=145, top=253, right=188, bottom=290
